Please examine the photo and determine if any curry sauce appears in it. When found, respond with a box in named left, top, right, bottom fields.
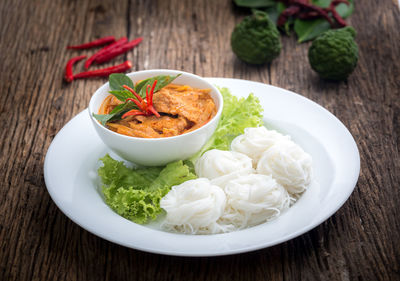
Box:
left=99, top=84, right=216, bottom=138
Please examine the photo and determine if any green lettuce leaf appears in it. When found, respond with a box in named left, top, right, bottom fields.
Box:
left=99, top=155, right=196, bottom=224
left=189, top=87, right=263, bottom=162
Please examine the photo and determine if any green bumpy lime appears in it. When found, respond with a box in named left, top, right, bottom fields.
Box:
left=231, top=10, right=281, bottom=65
left=308, top=27, right=359, bottom=81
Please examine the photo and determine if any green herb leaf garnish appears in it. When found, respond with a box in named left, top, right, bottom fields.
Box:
left=93, top=102, right=137, bottom=126
left=109, top=73, right=134, bottom=91
left=135, top=74, right=181, bottom=97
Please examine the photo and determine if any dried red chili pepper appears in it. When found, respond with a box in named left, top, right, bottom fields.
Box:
left=72, top=60, right=132, bottom=80
left=67, top=36, right=115, bottom=50
left=122, top=80, right=161, bottom=118
left=277, top=5, right=300, bottom=26
left=94, top=37, right=143, bottom=64
left=64, top=55, right=87, bottom=82
left=277, top=0, right=349, bottom=28
left=84, top=37, right=128, bottom=69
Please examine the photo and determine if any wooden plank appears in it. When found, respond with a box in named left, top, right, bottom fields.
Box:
left=0, top=0, right=399, bottom=280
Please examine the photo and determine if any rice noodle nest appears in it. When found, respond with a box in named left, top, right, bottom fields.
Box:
left=160, top=178, right=227, bottom=234
left=231, top=126, right=291, bottom=165
left=256, top=140, right=313, bottom=195
left=195, top=149, right=253, bottom=180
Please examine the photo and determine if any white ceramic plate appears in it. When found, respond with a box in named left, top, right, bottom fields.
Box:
left=44, top=78, right=360, bottom=256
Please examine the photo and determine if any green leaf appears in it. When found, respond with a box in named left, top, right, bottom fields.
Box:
left=264, top=2, right=286, bottom=25
left=294, top=0, right=354, bottom=43
left=264, top=7, right=279, bottom=24
left=109, top=73, right=134, bottom=91
left=233, top=0, right=275, bottom=8
left=134, top=74, right=181, bottom=97
left=98, top=154, right=162, bottom=188
left=92, top=113, right=115, bottom=126
left=294, top=18, right=330, bottom=43
left=336, top=0, right=354, bottom=19
left=311, top=0, right=330, bottom=8
left=312, top=0, right=354, bottom=18
left=93, top=102, right=136, bottom=125
left=98, top=155, right=197, bottom=224
left=277, top=2, right=286, bottom=13
left=149, top=160, right=197, bottom=191
left=109, top=90, right=134, bottom=102
left=109, top=103, right=128, bottom=114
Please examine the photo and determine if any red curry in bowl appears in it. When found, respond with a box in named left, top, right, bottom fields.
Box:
left=99, top=84, right=217, bottom=138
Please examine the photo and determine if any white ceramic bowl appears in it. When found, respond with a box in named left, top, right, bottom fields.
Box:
left=88, top=69, right=223, bottom=166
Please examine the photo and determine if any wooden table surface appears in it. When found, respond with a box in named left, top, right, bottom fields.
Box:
left=1, top=0, right=399, bottom=280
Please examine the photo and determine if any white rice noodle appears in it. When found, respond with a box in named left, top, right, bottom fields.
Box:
left=160, top=178, right=228, bottom=234
left=231, top=127, right=291, bottom=165
left=218, top=174, right=291, bottom=229
left=195, top=149, right=253, bottom=180
left=256, top=140, right=313, bottom=195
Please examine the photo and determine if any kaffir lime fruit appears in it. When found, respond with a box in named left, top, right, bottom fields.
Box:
left=308, top=27, right=359, bottom=81
left=231, top=11, right=281, bottom=65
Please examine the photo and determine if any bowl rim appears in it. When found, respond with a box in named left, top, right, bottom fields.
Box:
left=88, top=69, right=223, bottom=142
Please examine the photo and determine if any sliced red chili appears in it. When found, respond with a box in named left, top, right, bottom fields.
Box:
left=147, top=106, right=160, bottom=118
left=64, top=55, right=87, bottom=82
left=67, top=36, right=115, bottom=50
left=122, top=110, right=146, bottom=119
left=121, top=80, right=160, bottom=118
left=94, top=37, right=143, bottom=64
left=125, top=98, right=146, bottom=112
left=72, top=60, right=132, bottom=80
left=148, top=80, right=157, bottom=107
left=145, top=85, right=151, bottom=106
left=84, top=37, right=128, bottom=69
left=146, top=80, right=160, bottom=117
left=122, top=85, right=145, bottom=104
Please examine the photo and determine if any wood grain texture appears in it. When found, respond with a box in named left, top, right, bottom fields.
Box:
left=0, top=0, right=399, bottom=280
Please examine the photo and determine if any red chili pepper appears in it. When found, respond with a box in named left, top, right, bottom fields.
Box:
left=67, top=36, right=116, bottom=50
left=123, top=85, right=145, bottom=104
left=148, top=80, right=157, bottom=107
left=84, top=37, right=128, bottom=69
left=122, top=80, right=160, bottom=118
left=292, top=0, right=333, bottom=25
left=94, top=37, right=143, bottom=64
left=277, top=0, right=349, bottom=28
left=64, top=55, right=87, bottom=82
left=277, top=5, right=300, bottom=26
left=121, top=110, right=146, bottom=118
left=125, top=98, right=146, bottom=112
left=72, top=60, right=132, bottom=80
left=123, top=86, right=147, bottom=112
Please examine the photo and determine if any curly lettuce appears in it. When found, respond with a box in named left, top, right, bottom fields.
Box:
left=189, top=87, right=263, bottom=162
left=99, top=155, right=196, bottom=224
left=98, top=87, right=263, bottom=224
